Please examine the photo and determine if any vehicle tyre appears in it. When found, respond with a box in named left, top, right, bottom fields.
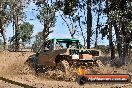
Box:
left=23, top=62, right=36, bottom=75
left=77, top=76, right=87, bottom=85
left=57, top=60, right=70, bottom=75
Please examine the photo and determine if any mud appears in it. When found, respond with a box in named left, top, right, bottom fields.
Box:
left=0, top=51, right=132, bottom=88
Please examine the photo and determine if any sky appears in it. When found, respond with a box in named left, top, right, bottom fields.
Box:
left=5, top=2, right=71, bottom=41
left=2, top=1, right=110, bottom=47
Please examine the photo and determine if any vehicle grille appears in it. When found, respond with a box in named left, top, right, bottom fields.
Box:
left=69, top=49, right=79, bottom=55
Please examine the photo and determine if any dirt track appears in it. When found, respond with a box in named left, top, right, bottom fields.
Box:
left=0, top=51, right=132, bottom=88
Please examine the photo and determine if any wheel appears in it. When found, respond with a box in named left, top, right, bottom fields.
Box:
left=56, top=60, right=70, bottom=75
left=25, top=54, right=37, bottom=65
left=24, top=54, right=38, bottom=74
left=23, top=62, right=36, bottom=75
left=77, top=76, right=87, bottom=85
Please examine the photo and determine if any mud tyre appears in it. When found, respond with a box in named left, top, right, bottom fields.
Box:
left=23, top=63, right=36, bottom=75
left=77, top=76, right=87, bottom=85
left=56, top=60, right=70, bottom=75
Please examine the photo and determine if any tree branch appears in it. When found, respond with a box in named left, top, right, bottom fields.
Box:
left=60, top=14, right=72, bottom=35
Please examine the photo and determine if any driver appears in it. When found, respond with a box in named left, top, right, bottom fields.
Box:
left=56, top=42, right=63, bottom=50
left=66, top=43, right=70, bottom=48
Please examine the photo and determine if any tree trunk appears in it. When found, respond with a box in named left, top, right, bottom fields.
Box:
left=128, top=44, right=131, bottom=63
left=120, top=21, right=127, bottom=65
left=109, top=21, right=115, bottom=62
left=12, top=3, right=20, bottom=51
left=71, top=24, right=75, bottom=38
left=95, top=0, right=101, bottom=48
left=60, top=14, right=75, bottom=38
left=43, top=22, right=47, bottom=41
left=117, top=20, right=126, bottom=65
left=105, top=0, right=109, bottom=15
left=114, top=19, right=124, bottom=65
left=87, top=0, right=92, bottom=49
left=0, top=2, right=6, bottom=50
left=14, top=15, right=19, bottom=51
left=43, top=21, right=50, bottom=41
left=113, top=20, right=122, bottom=62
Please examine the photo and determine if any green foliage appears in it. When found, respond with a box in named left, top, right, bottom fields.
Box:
left=32, top=32, right=43, bottom=53
left=35, top=2, right=56, bottom=40
left=0, top=0, right=27, bottom=26
left=9, top=22, right=33, bottom=46
left=63, top=0, right=79, bottom=15
left=37, top=3, right=56, bottom=27
left=0, top=0, right=131, bottom=64
left=18, top=22, right=34, bottom=42
left=100, top=24, right=108, bottom=39
left=0, top=1, right=12, bottom=26
left=96, top=45, right=110, bottom=54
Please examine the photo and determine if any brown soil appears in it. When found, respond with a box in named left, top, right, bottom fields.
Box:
left=0, top=51, right=132, bottom=88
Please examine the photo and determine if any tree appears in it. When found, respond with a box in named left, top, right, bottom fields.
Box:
left=93, top=0, right=102, bottom=48
left=0, top=0, right=29, bottom=50
left=50, top=0, right=80, bottom=39
left=9, top=22, right=33, bottom=50
left=18, top=22, right=34, bottom=43
left=55, top=0, right=86, bottom=42
left=36, top=2, right=56, bottom=41
left=108, top=0, right=132, bottom=65
left=87, top=0, right=92, bottom=49
left=60, top=14, right=77, bottom=38
left=100, top=0, right=132, bottom=65
left=0, top=0, right=12, bottom=49
left=32, top=32, right=43, bottom=53
left=10, top=0, right=28, bottom=51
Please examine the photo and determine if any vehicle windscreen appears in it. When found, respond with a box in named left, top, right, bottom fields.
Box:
left=55, top=40, right=79, bottom=50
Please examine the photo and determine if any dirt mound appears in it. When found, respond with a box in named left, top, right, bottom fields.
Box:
left=0, top=51, right=34, bottom=76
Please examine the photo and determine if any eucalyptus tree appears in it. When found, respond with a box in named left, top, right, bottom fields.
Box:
left=9, top=0, right=28, bottom=51
left=0, top=0, right=29, bottom=50
left=112, top=0, right=132, bottom=65
left=35, top=1, right=56, bottom=41
left=35, top=0, right=81, bottom=39
left=0, top=0, right=12, bottom=49
left=92, top=0, right=103, bottom=48
left=86, top=0, right=92, bottom=49
left=32, top=32, right=43, bottom=53
left=55, top=0, right=86, bottom=41
left=9, top=22, right=33, bottom=51
left=100, top=0, right=132, bottom=65
left=18, top=22, right=33, bottom=43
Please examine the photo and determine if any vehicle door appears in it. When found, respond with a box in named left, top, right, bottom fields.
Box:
left=38, top=40, right=52, bottom=65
